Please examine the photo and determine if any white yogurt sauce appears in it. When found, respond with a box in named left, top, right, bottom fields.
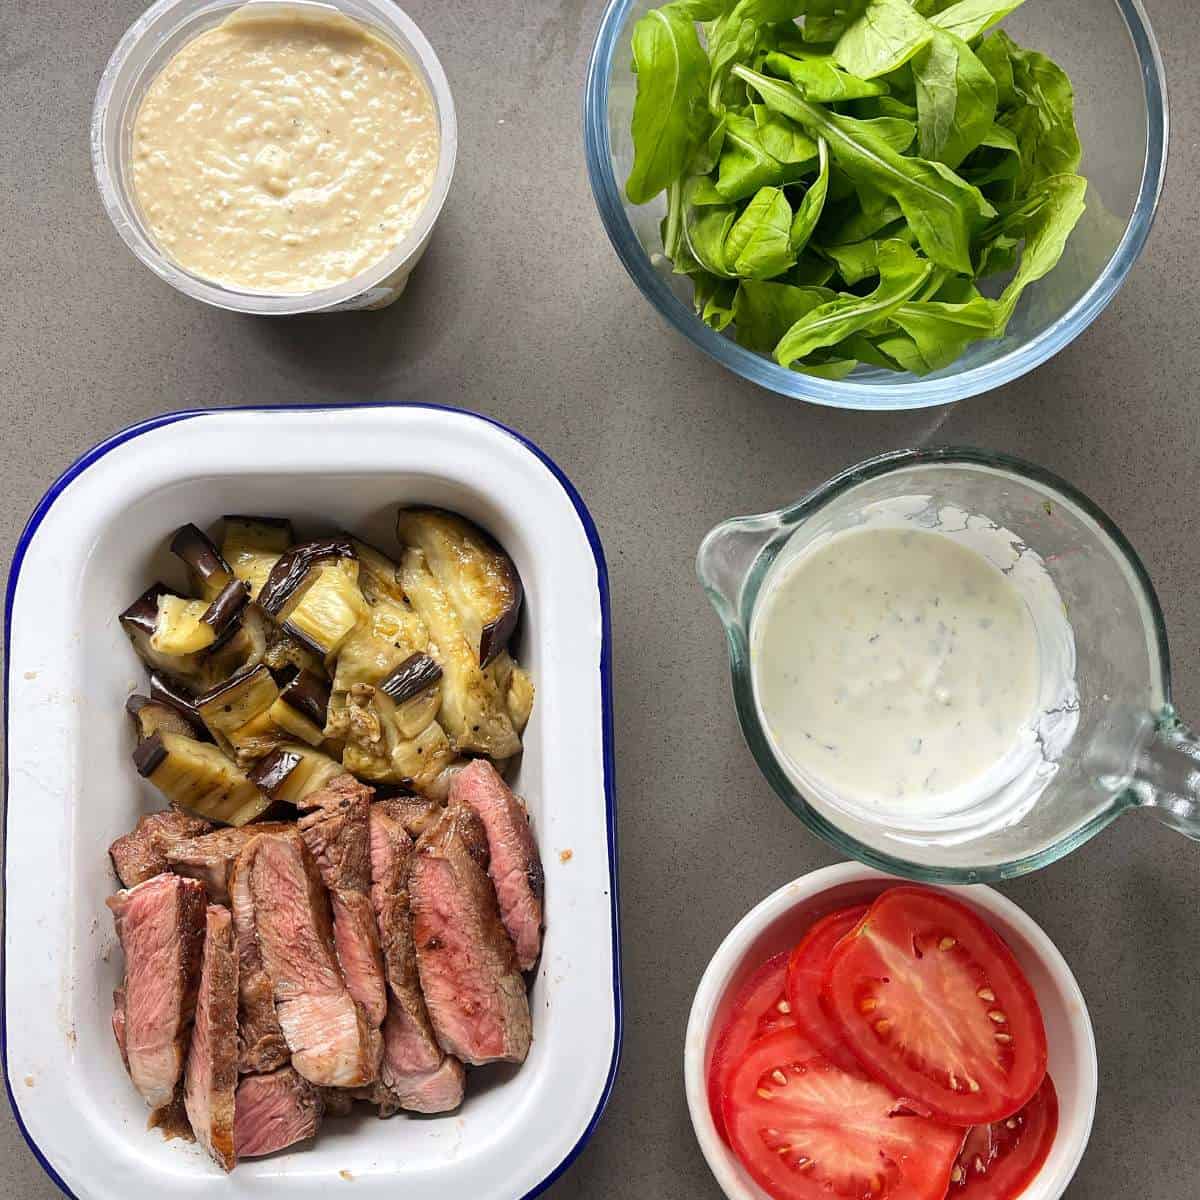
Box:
left=752, top=526, right=1041, bottom=810
left=130, top=6, right=439, bottom=294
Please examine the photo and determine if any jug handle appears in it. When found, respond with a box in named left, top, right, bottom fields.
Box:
left=696, top=513, right=782, bottom=632
left=1130, top=707, right=1200, bottom=839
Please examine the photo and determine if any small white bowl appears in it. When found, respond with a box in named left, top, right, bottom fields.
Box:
left=684, top=864, right=1097, bottom=1200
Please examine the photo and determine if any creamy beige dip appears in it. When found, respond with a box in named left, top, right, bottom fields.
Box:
left=130, top=6, right=440, bottom=294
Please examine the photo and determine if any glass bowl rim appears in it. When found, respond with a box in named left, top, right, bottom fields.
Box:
left=583, top=0, right=1169, bottom=411
left=697, top=445, right=1172, bottom=882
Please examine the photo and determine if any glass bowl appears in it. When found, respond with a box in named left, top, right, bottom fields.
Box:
left=584, top=0, right=1168, bottom=410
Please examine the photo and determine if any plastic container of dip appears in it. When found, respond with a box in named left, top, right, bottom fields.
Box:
left=92, top=0, right=458, bottom=314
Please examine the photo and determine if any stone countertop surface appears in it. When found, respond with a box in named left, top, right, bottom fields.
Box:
left=1, top=0, right=1197, bottom=1196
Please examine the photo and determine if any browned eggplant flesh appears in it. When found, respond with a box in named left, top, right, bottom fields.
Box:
left=116, top=512, right=534, bottom=818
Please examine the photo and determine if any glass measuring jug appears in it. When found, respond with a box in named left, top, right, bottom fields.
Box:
left=698, top=447, right=1200, bottom=882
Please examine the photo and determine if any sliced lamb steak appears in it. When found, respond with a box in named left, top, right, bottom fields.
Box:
left=299, top=776, right=388, bottom=1028
left=367, top=802, right=463, bottom=1113
left=234, top=1067, right=323, bottom=1158
left=109, top=810, right=213, bottom=888
left=450, top=759, right=544, bottom=971
left=167, top=822, right=293, bottom=906
left=107, top=873, right=206, bottom=1109
left=112, top=985, right=129, bottom=1070
left=375, top=792, right=443, bottom=839
left=356, top=1052, right=466, bottom=1118
left=250, top=830, right=381, bottom=1087
left=229, top=837, right=289, bottom=1074
left=409, top=803, right=532, bottom=1065
left=184, top=905, right=239, bottom=1172
left=380, top=1014, right=465, bottom=1113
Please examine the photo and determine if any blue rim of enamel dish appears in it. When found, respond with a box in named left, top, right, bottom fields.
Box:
left=583, top=0, right=1169, bottom=410
left=2, top=403, right=623, bottom=1200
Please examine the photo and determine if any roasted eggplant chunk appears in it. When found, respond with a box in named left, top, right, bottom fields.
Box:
left=281, top=559, right=367, bottom=658
left=170, top=524, right=236, bottom=601
left=350, top=538, right=406, bottom=605
left=398, top=548, right=521, bottom=759
left=197, top=665, right=279, bottom=740
left=203, top=579, right=251, bottom=640
left=257, top=537, right=356, bottom=618
left=205, top=602, right=270, bottom=681
left=326, top=596, right=456, bottom=789
left=379, top=652, right=443, bottom=705
left=268, top=669, right=330, bottom=747
left=126, top=694, right=206, bottom=742
left=340, top=690, right=455, bottom=792
left=222, top=517, right=294, bottom=600
left=247, top=746, right=346, bottom=807
left=121, top=585, right=210, bottom=681
left=262, top=619, right=327, bottom=678
left=134, top=731, right=269, bottom=826
left=485, top=650, right=535, bottom=735
left=395, top=508, right=523, bottom=667
left=149, top=671, right=205, bottom=726
left=152, top=594, right=217, bottom=656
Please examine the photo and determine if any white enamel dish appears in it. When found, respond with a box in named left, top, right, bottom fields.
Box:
left=3, top=404, right=621, bottom=1199
left=684, top=864, right=1098, bottom=1200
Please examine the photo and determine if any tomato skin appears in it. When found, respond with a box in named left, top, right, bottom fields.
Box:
left=950, top=1075, right=1059, bottom=1199
left=707, top=952, right=796, bottom=1142
left=721, top=1029, right=965, bottom=1200
left=823, top=887, right=1048, bottom=1126
left=785, top=905, right=868, bottom=1073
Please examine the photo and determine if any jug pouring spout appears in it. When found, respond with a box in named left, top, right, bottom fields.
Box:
left=696, top=512, right=783, bottom=634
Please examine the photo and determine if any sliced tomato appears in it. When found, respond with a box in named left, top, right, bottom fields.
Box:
left=785, top=905, right=868, bottom=1072
left=722, top=1029, right=964, bottom=1200
left=950, top=1075, right=1059, bottom=1199
left=823, top=887, right=1048, bottom=1125
left=707, top=952, right=797, bottom=1141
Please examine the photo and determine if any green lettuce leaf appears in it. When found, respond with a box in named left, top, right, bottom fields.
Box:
left=736, top=66, right=994, bottom=272
left=762, top=51, right=891, bottom=100
left=725, top=185, right=797, bottom=277
left=790, top=138, right=831, bottom=252
left=834, top=0, right=935, bottom=79
left=913, top=31, right=997, bottom=167
left=993, top=172, right=1088, bottom=328
left=626, top=8, right=712, bottom=203
left=733, top=280, right=837, bottom=350
left=776, top=239, right=933, bottom=364
left=930, top=0, right=1027, bottom=42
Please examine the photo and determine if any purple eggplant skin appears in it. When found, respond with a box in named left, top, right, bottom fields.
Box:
left=276, top=667, right=331, bottom=728
left=120, top=582, right=172, bottom=636
left=479, top=608, right=520, bottom=670
left=170, top=523, right=234, bottom=598
left=127, top=692, right=208, bottom=742
left=132, top=731, right=169, bottom=777
left=149, top=671, right=200, bottom=717
left=379, top=652, right=443, bottom=704
left=247, top=748, right=302, bottom=796
left=202, top=578, right=251, bottom=636
left=195, top=662, right=273, bottom=709
left=257, top=537, right=356, bottom=617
